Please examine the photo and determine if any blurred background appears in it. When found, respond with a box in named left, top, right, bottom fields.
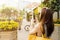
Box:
left=0, top=0, right=60, bottom=40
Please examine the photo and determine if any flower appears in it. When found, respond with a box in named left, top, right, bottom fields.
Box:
left=0, top=20, right=19, bottom=31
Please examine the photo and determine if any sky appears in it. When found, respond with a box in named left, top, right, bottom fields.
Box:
left=23, top=0, right=43, bottom=2
left=0, top=0, right=43, bottom=10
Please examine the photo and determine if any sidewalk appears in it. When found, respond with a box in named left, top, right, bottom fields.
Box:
left=17, top=19, right=30, bottom=40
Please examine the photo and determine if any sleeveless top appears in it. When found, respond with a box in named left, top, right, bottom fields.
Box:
left=36, top=24, right=47, bottom=38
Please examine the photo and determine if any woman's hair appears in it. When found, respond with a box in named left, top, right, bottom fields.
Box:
left=40, top=8, right=54, bottom=37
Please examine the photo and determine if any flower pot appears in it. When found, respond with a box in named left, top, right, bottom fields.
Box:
left=0, top=30, right=17, bottom=40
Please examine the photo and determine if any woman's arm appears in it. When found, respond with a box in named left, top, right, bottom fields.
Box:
left=29, top=18, right=35, bottom=31
left=29, top=23, right=39, bottom=35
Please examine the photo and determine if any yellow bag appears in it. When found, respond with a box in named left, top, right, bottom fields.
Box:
left=28, top=34, right=51, bottom=40
left=28, top=34, right=36, bottom=40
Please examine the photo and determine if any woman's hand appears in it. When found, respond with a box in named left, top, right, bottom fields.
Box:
left=29, top=18, right=35, bottom=30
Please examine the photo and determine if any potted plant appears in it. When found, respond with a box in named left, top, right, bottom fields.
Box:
left=0, top=6, right=20, bottom=40
left=0, top=20, right=19, bottom=40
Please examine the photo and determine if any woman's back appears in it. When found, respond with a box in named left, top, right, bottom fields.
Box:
left=35, top=23, right=43, bottom=37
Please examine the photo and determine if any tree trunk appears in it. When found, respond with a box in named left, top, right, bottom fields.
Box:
left=57, top=11, right=59, bottom=21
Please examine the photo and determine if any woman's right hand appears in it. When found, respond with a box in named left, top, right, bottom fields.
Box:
left=31, top=18, right=34, bottom=24
left=30, top=18, right=35, bottom=30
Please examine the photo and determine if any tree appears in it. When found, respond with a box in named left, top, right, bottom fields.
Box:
left=1, top=7, right=18, bottom=21
left=20, top=9, right=25, bottom=17
left=39, top=0, right=60, bottom=21
left=39, top=0, right=50, bottom=8
left=49, top=0, right=60, bottom=20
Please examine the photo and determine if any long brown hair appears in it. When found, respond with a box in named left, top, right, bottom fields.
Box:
left=40, top=8, right=54, bottom=37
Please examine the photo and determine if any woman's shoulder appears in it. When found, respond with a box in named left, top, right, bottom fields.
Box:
left=35, top=23, right=41, bottom=28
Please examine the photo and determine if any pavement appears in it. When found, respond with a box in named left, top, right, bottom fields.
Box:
left=17, top=19, right=30, bottom=40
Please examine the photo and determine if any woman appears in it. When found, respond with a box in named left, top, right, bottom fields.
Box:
left=29, top=8, right=54, bottom=38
